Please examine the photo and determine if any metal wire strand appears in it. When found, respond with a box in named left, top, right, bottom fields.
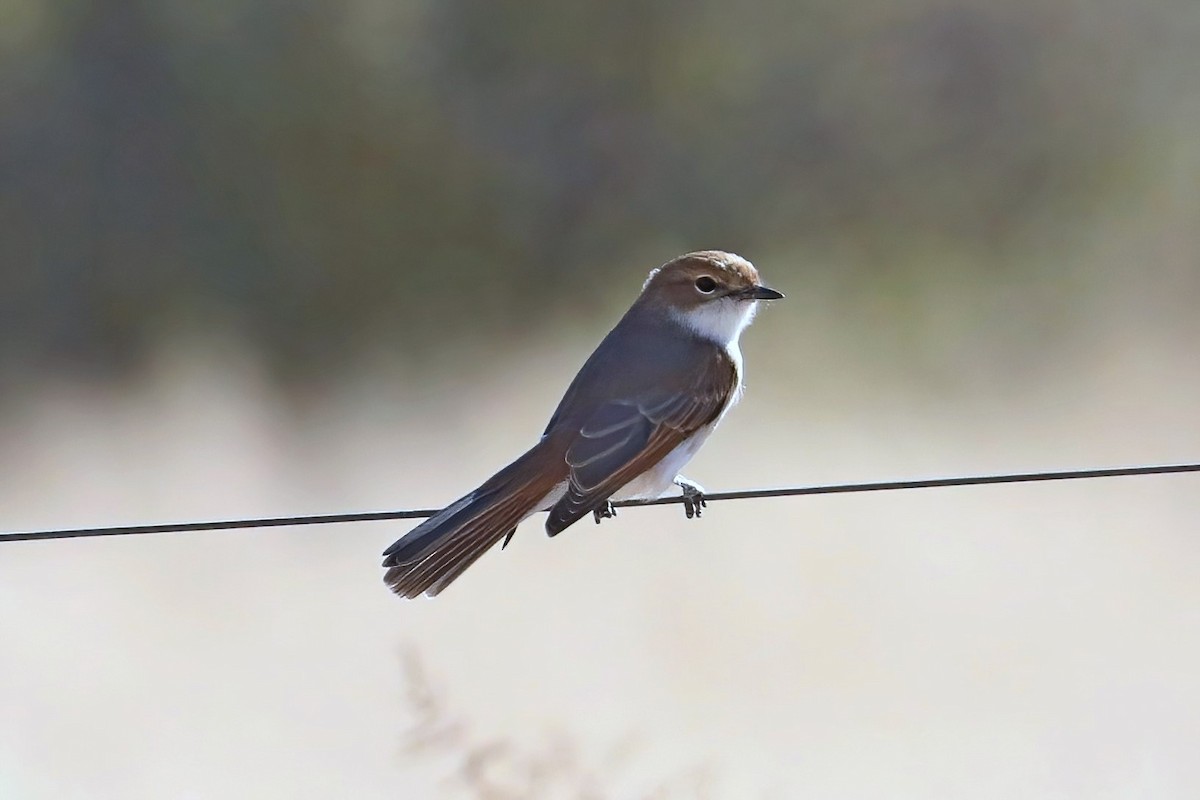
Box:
left=2, top=462, right=1197, bottom=544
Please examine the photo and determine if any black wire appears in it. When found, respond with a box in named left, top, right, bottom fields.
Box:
left=2, top=462, right=1197, bottom=544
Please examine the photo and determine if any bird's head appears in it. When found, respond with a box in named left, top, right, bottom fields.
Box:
left=639, top=251, right=783, bottom=344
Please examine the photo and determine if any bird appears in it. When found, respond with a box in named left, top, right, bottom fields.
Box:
left=382, top=250, right=783, bottom=597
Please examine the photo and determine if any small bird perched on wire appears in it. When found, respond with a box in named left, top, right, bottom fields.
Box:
left=382, top=250, right=783, bottom=597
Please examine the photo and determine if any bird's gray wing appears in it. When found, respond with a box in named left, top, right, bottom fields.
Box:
left=545, top=351, right=735, bottom=535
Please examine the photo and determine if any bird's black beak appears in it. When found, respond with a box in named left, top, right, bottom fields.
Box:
left=743, top=284, right=784, bottom=301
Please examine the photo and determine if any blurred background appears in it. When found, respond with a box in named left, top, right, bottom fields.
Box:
left=2, top=0, right=1199, bottom=797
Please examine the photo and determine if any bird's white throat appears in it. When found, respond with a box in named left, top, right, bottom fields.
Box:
left=668, top=297, right=759, bottom=347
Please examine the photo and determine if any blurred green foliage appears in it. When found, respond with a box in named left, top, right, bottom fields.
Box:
left=1, top=0, right=1196, bottom=382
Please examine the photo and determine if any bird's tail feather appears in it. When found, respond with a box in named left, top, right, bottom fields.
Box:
left=382, top=442, right=562, bottom=598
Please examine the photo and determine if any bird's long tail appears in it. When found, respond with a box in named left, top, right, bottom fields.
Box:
left=382, top=440, right=564, bottom=598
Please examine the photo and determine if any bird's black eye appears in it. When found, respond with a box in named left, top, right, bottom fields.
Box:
left=694, top=276, right=718, bottom=294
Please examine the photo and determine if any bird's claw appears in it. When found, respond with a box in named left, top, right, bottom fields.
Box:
left=592, top=501, right=617, bottom=524
left=676, top=478, right=707, bottom=520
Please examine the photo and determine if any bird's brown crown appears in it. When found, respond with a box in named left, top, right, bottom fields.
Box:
left=639, top=251, right=763, bottom=310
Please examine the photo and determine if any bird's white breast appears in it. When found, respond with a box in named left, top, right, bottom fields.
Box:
left=669, top=296, right=758, bottom=350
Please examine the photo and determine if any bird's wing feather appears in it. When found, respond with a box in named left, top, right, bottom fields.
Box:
left=545, top=352, right=735, bottom=535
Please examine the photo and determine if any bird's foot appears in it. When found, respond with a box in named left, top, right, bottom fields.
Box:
left=675, top=477, right=707, bottom=519
left=592, top=501, right=617, bottom=525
